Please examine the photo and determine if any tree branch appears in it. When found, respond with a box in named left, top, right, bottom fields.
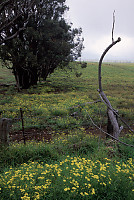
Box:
left=112, top=10, right=115, bottom=43
left=0, top=0, right=35, bottom=44
left=98, top=32, right=121, bottom=138
left=0, top=27, right=24, bottom=45
left=0, top=0, right=12, bottom=13
left=98, top=37, right=121, bottom=92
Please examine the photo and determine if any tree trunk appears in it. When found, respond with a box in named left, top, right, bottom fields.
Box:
left=99, top=91, right=120, bottom=139
left=107, top=109, right=119, bottom=138
left=98, top=38, right=121, bottom=139
left=13, top=64, right=38, bottom=89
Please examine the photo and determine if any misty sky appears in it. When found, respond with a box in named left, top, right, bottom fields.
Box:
left=66, top=0, right=134, bottom=62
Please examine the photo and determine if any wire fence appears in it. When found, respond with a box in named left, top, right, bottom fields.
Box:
left=0, top=108, right=55, bottom=145
left=0, top=103, right=107, bottom=145
left=0, top=104, right=133, bottom=147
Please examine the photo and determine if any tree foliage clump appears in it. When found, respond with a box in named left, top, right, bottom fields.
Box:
left=0, top=0, right=84, bottom=89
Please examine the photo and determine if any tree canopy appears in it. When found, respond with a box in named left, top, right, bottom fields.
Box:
left=0, top=0, right=84, bottom=89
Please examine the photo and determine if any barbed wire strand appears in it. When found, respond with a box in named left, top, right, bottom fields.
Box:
left=87, top=113, right=134, bottom=148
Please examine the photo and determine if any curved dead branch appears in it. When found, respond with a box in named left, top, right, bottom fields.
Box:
left=98, top=37, right=121, bottom=92
left=98, top=37, right=121, bottom=139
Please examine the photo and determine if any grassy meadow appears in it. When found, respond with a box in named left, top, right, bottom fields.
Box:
left=0, top=62, right=134, bottom=131
left=0, top=62, right=134, bottom=199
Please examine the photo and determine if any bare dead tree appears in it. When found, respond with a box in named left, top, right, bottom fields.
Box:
left=98, top=12, right=122, bottom=139
left=98, top=11, right=134, bottom=140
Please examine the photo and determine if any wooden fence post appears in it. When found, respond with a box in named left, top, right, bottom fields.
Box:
left=20, top=108, right=26, bottom=145
left=0, top=118, right=12, bottom=145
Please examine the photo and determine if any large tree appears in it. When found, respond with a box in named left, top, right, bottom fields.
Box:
left=0, top=0, right=84, bottom=89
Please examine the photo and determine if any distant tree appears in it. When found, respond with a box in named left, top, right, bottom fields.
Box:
left=0, top=0, right=84, bottom=89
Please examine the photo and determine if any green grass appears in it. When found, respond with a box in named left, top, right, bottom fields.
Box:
left=0, top=131, right=134, bottom=200
left=1, top=157, right=134, bottom=200
left=0, top=62, right=134, bottom=132
left=0, top=64, right=15, bottom=84
left=0, top=62, right=134, bottom=199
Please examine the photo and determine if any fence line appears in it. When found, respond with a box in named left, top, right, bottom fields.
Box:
left=0, top=106, right=133, bottom=147
left=0, top=108, right=26, bottom=145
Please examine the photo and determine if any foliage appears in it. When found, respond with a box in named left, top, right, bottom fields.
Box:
left=0, top=157, right=134, bottom=200
left=0, top=0, right=84, bottom=89
left=81, top=62, right=87, bottom=68
left=0, top=131, right=134, bottom=199
left=0, top=0, right=32, bottom=44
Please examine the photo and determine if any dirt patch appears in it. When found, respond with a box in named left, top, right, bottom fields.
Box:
left=9, top=125, right=133, bottom=143
left=9, top=127, right=105, bottom=143
left=9, top=128, right=52, bottom=143
left=85, top=127, right=106, bottom=138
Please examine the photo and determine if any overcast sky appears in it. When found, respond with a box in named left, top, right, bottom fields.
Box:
left=66, top=0, right=134, bottom=62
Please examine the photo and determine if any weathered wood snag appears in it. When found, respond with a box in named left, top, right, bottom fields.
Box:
left=0, top=118, right=11, bottom=145
left=98, top=37, right=121, bottom=139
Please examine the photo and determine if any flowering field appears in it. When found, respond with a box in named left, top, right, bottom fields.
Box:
left=0, top=130, right=134, bottom=199
left=0, top=62, right=134, bottom=132
left=0, top=156, right=134, bottom=200
left=0, top=62, right=134, bottom=199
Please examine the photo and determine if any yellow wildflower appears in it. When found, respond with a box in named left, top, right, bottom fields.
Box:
left=91, top=188, right=95, bottom=195
left=64, top=187, right=70, bottom=191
